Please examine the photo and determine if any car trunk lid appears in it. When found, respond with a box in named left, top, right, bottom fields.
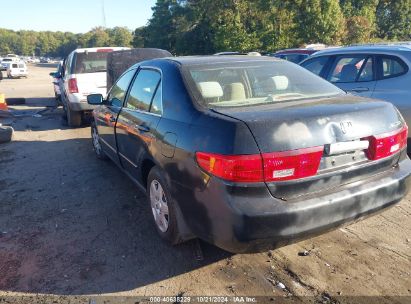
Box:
left=212, top=95, right=406, bottom=200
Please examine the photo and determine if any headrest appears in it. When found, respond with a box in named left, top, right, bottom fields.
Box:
left=271, top=75, right=289, bottom=90
left=197, top=82, right=223, bottom=99
left=224, top=82, right=246, bottom=100
left=340, top=64, right=358, bottom=81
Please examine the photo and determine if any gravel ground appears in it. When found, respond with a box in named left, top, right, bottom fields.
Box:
left=0, top=65, right=410, bottom=303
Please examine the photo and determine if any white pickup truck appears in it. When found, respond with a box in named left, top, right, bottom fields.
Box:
left=59, top=47, right=129, bottom=127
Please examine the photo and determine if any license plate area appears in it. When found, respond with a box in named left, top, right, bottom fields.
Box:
left=320, top=140, right=370, bottom=172
left=325, top=140, right=369, bottom=156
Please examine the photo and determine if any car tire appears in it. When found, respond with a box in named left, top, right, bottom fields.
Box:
left=147, top=166, right=183, bottom=245
left=91, top=122, right=107, bottom=160
left=67, top=106, right=82, bottom=127
left=62, top=101, right=68, bottom=117
left=55, top=94, right=62, bottom=106
left=0, top=126, right=13, bottom=143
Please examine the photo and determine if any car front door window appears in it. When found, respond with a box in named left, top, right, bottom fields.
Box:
left=126, top=69, right=161, bottom=112
left=329, top=56, right=374, bottom=83
left=107, top=69, right=136, bottom=107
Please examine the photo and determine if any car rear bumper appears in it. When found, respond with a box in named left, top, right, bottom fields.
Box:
left=10, top=72, right=27, bottom=77
left=68, top=101, right=96, bottom=112
left=180, top=155, right=411, bottom=253
left=66, top=93, right=97, bottom=112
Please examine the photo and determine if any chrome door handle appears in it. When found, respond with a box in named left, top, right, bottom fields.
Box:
left=350, top=87, right=369, bottom=93
left=109, top=115, right=116, bottom=122
left=136, top=124, right=150, bottom=132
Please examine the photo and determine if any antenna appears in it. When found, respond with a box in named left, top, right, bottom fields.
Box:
left=101, top=0, right=107, bottom=28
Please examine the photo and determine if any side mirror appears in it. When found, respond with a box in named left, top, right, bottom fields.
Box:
left=49, top=72, right=61, bottom=78
left=87, top=94, right=104, bottom=105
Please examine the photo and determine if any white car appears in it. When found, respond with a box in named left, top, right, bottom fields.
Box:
left=7, top=61, right=28, bottom=78
left=1, top=56, right=20, bottom=70
left=61, top=47, right=130, bottom=127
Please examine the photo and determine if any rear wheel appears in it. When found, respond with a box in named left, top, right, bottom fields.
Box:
left=147, top=167, right=182, bottom=245
left=0, top=126, right=13, bottom=143
left=67, top=106, right=82, bottom=127
left=91, top=123, right=107, bottom=160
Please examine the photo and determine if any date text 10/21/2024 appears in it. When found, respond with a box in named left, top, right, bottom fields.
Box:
left=149, top=296, right=258, bottom=303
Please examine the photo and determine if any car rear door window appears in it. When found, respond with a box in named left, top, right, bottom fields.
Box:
left=126, top=69, right=161, bottom=112
left=381, top=56, right=407, bottom=78
left=329, top=56, right=374, bottom=83
left=300, top=56, right=329, bottom=76
left=150, top=82, right=162, bottom=115
left=107, top=70, right=136, bottom=107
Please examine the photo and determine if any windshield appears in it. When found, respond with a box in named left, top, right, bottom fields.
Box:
left=185, top=60, right=344, bottom=108
left=73, top=52, right=109, bottom=74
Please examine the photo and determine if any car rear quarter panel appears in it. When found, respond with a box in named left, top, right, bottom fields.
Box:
left=147, top=61, right=262, bottom=238
left=372, top=52, right=411, bottom=127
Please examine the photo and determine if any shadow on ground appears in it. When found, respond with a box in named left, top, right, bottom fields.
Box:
left=0, top=132, right=230, bottom=295
left=4, top=97, right=78, bottom=132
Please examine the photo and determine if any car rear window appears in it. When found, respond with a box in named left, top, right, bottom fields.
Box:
left=185, top=60, right=343, bottom=108
left=301, top=56, right=329, bottom=76
left=381, top=57, right=406, bottom=78
left=276, top=53, right=309, bottom=63
left=73, top=52, right=109, bottom=74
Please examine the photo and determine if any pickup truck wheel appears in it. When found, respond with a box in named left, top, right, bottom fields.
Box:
left=67, top=107, right=81, bottom=128
left=0, top=126, right=13, bottom=143
left=147, top=167, right=182, bottom=245
left=91, top=123, right=107, bottom=160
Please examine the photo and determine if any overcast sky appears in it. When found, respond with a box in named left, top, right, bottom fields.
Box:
left=1, top=0, right=156, bottom=33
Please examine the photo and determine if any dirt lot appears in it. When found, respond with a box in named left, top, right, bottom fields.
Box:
left=0, top=65, right=410, bottom=303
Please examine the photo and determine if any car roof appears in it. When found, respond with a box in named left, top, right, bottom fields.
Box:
left=152, top=55, right=281, bottom=66
left=311, top=44, right=411, bottom=57
left=72, top=47, right=130, bottom=53
left=127, top=55, right=287, bottom=72
left=275, top=49, right=318, bottom=55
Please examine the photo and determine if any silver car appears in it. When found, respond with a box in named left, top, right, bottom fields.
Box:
left=300, top=44, right=411, bottom=130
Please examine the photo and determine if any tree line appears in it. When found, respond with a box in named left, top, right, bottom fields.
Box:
left=0, top=0, right=410, bottom=58
left=136, top=0, right=411, bottom=55
left=0, top=27, right=133, bottom=58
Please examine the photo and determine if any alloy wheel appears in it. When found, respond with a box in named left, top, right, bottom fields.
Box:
left=92, top=126, right=102, bottom=155
left=149, top=179, right=169, bottom=232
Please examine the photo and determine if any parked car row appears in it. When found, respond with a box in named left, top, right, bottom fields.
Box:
left=0, top=56, right=28, bottom=78
left=49, top=47, right=130, bottom=126
left=299, top=44, right=411, bottom=131
left=47, top=45, right=411, bottom=253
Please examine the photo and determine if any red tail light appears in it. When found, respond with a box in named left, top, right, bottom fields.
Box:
left=196, top=146, right=323, bottom=183
left=195, top=152, right=263, bottom=182
left=365, top=125, right=408, bottom=160
left=68, top=78, right=78, bottom=93
left=262, top=147, right=323, bottom=182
